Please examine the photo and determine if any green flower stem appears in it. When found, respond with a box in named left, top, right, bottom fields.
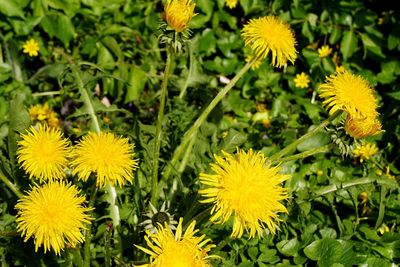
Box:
left=313, top=177, right=396, bottom=197
left=70, top=248, right=84, bottom=267
left=375, top=185, right=387, bottom=229
left=213, top=236, right=232, bottom=253
left=268, top=110, right=343, bottom=163
left=178, top=41, right=193, bottom=99
left=151, top=50, right=173, bottom=205
left=0, top=169, right=23, bottom=198
left=83, top=184, right=97, bottom=267
left=272, top=145, right=331, bottom=164
left=162, top=59, right=256, bottom=181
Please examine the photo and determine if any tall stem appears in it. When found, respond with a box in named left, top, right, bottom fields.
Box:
left=272, top=145, right=331, bottom=164
left=0, top=169, right=22, bottom=198
left=269, top=110, right=342, bottom=163
left=151, top=50, right=173, bottom=205
left=179, top=41, right=193, bottom=99
left=162, top=59, right=255, bottom=181
left=83, top=184, right=97, bottom=267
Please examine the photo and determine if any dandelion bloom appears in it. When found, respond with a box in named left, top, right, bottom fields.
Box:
left=353, top=143, right=379, bottom=163
left=29, top=103, right=60, bottom=128
left=318, top=45, right=332, bottom=58
left=164, top=0, right=196, bottom=32
left=344, top=115, right=382, bottom=139
left=199, top=149, right=289, bottom=238
left=225, top=0, right=238, bottom=9
left=17, top=125, right=70, bottom=182
left=71, top=132, right=138, bottom=188
left=245, top=54, right=262, bottom=70
left=15, top=182, right=93, bottom=255
left=135, top=218, right=215, bottom=267
left=241, top=16, right=297, bottom=68
left=22, top=39, right=40, bottom=57
left=294, top=72, right=310, bottom=88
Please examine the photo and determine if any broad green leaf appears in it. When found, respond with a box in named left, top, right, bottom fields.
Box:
left=277, top=239, right=300, bottom=257
left=297, top=132, right=330, bottom=152
left=221, top=129, right=247, bottom=152
left=0, top=0, right=24, bottom=18
left=125, top=66, right=147, bottom=102
left=340, top=30, right=358, bottom=60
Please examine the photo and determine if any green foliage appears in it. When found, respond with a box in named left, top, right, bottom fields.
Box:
left=0, top=0, right=400, bottom=266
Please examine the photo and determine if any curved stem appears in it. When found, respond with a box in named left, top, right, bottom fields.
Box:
left=269, top=110, right=342, bottom=163
left=151, top=50, right=173, bottom=205
left=83, top=184, right=97, bottom=267
left=162, top=59, right=255, bottom=181
left=179, top=41, right=193, bottom=99
left=0, top=169, right=23, bottom=198
left=272, top=144, right=331, bottom=164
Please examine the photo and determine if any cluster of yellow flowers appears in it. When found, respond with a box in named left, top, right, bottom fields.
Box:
left=15, top=125, right=138, bottom=255
left=28, top=103, right=60, bottom=128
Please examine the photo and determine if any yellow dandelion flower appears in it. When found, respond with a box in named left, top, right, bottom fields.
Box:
left=135, top=218, right=215, bottom=267
left=28, top=103, right=60, bottom=128
left=241, top=16, right=297, bottom=68
left=164, top=0, right=196, bottom=32
left=17, top=125, right=70, bottom=182
left=22, top=39, right=40, bottom=57
left=15, top=182, right=93, bottom=255
left=319, top=70, right=379, bottom=119
left=352, top=142, right=379, bottom=162
left=318, top=45, right=332, bottom=58
left=294, top=72, right=311, bottom=88
left=199, top=149, right=289, bottom=238
left=225, top=0, right=238, bottom=9
left=71, top=132, right=138, bottom=188
left=335, top=65, right=346, bottom=73
left=344, top=115, right=382, bottom=139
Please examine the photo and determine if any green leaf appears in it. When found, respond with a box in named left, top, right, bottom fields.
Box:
left=277, top=239, right=300, bottom=257
left=0, top=0, right=24, bottom=18
left=361, top=33, right=385, bottom=59
left=125, top=66, right=147, bottom=102
left=297, top=132, right=330, bottom=152
left=340, top=30, right=358, bottom=60
left=221, top=129, right=247, bottom=152
left=41, top=14, right=75, bottom=46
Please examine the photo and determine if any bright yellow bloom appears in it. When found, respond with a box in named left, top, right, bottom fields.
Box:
left=318, top=45, right=332, bottom=58
left=344, top=115, right=382, bottom=139
left=29, top=103, right=60, bottom=128
left=352, top=142, right=379, bottom=162
left=242, top=16, right=297, bottom=68
left=225, top=0, right=238, bottom=9
left=22, top=39, right=40, bottom=57
left=245, top=54, right=262, bottom=70
left=17, top=125, right=70, bottom=182
left=319, top=70, right=379, bottom=119
left=294, top=72, right=310, bottom=88
left=15, top=182, right=93, bottom=255
left=199, top=149, right=289, bottom=238
left=335, top=65, right=346, bottom=73
left=71, top=132, right=138, bottom=188
left=164, top=0, right=196, bottom=32
left=135, top=218, right=215, bottom=267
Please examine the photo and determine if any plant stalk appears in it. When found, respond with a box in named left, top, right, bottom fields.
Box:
left=151, top=50, right=173, bottom=205
left=272, top=145, right=331, bottom=164
left=162, top=59, right=255, bottom=181
left=83, top=184, right=97, bottom=267
left=0, top=169, right=23, bottom=198
left=269, top=110, right=342, bottom=163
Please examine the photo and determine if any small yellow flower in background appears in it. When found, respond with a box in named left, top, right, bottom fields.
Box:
left=352, top=143, right=379, bottom=162
left=385, top=166, right=396, bottom=180
left=359, top=192, right=368, bottom=205
left=377, top=224, right=390, bottom=235
left=319, top=70, right=382, bottom=138
left=15, top=182, right=93, bottom=255
left=199, top=149, right=289, bottom=238
left=294, top=72, right=311, bottom=88
left=225, top=0, right=238, bottom=9
left=245, top=54, right=262, bottom=70
left=22, top=39, right=40, bottom=57
left=135, top=218, right=215, bottom=267
left=344, top=115, right=382, bottom=139
left=17, top=125, right=70, bottom=182
left=318, top=45, right=332, bottom=58
left=164, top=0, right=196, bottom=32
left=71, top=132, right=138, bottom=188
left=241, top=16, right=297, bottom=68
left=29, top=103, right=60, bottom=128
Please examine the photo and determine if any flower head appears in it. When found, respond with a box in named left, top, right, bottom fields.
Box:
left=344, top=115, right=382, bottom=139
left=352, top=142, right=379, bottom=162
left=22, top=39, right=40, bottom=57
left=319, top=70, right=379, bottom=119
left=71, top=132, right=138, bottom=188
left=318, top=45, right=332, bottom=58
left=241, top=16, right=297, bottom=68
left=140, top=202, right=178, bottom=234
left=199, top=149, right=289, bottom=238
left=164, top=0, right=196, bottom=32
left=135, top=218, right=215, bottom=267
left=245, top=54, right=263, bottom=70
left=29, top=103, right=60, bottom=128
left=225, top=0, right=238, bottom=9
left=17, top=125, right=70, bottom=182
left=15, top=182, right=93, bottom=255
left=294, top=72, right=310, bottom=88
